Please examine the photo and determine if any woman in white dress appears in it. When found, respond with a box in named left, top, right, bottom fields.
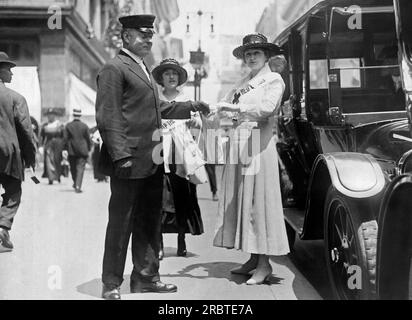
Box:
left=213, top=34, right=290, bottom=285
left=152, top=59, right=204, bottom=259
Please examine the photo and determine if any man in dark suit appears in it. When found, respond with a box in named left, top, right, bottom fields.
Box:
left=63, top=109, right=91, bottom=193
left=0, top=52, right=36, bottom=252
left=95, top=15, right=209, bottom=299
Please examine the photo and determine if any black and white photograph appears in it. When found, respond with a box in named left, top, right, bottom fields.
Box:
left=0, top=0, right=412, bottom=305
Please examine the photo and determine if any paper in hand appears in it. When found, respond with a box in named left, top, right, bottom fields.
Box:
left=206, top=105, right=218, bottom=118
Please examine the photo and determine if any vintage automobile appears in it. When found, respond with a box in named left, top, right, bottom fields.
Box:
left=274, top=0, right=412, bottom=299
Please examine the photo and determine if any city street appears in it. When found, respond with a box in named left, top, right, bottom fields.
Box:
left=0, top=166, right=322, bottom=300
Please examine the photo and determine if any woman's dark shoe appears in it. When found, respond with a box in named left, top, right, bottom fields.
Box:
left=177, top=234, right=187, bottom=257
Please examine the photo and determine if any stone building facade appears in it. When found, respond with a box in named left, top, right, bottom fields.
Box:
left=0, top=0, right=111, bottom=123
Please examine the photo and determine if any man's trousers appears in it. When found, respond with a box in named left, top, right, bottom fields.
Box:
left=68, top=156, right=87, bottom=190
left=0, top=174, right=22, bottom=230
left=102, top=167, right=163, bottom=288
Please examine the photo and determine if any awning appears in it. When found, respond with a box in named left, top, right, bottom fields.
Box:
left=6, top=66, right=41, bottom=123
left=68, top=73, right=97, bottom=128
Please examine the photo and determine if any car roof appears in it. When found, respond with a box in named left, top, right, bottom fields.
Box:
left=274, top=0, right=394, bottom=45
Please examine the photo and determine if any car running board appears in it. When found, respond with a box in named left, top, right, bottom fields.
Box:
left=284, top=207, right=305, bottom=235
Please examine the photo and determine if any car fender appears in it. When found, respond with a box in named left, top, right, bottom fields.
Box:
left=300, top=152, right=386, bottom=240
left=321, top=153, right=386, bottom=198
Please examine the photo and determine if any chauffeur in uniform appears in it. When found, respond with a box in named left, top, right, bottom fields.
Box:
left=95, top=14, right=209, bottom=300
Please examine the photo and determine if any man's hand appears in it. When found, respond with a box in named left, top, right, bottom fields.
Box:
left=114, top=158, right=133, bottom=179
left=62, top=150, right=68, bottom=158
left=191, top=101, right=210, bottom=115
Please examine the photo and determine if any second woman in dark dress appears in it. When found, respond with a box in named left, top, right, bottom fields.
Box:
left=152, top=59, right=204, bottom=259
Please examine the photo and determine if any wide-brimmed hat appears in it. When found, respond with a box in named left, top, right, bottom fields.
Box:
left=0, top=52, right=16, bottom=68
left=152, top=58, right=188, bottom=86
left=72, top=108, right=82, bottom=117
left=233, top=33, right=281, bottom=59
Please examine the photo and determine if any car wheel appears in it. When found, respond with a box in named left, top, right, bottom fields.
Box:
left=324, top=187, right=377, bottom=300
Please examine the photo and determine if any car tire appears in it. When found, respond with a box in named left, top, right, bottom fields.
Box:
left=324, top=186, right=377, bottom=300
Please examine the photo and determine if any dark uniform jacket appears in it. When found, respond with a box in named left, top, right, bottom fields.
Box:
left=0, top=82, right=36, bottom=180
left=95, top=51, right=193, bottom=179
left=64, top=119, right=91, bottom=157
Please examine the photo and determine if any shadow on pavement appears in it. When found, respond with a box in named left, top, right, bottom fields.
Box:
left=76, top=278, right=103, bottom=299
left=77, top=262, right=288, bottom=299
left=162, top=261, right=284, bottom=286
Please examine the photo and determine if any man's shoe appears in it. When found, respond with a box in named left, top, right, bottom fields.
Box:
left=75, top=187, right=83, bottom=193
left=212, top=193, right=219, bottom=201
left=130, top=281, right=177, bottom=293
left=0, top=228, right=13, bottom=251
left=102, top=285, right=121, bottom=300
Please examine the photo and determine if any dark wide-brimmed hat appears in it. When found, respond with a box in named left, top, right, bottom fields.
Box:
left=152, top=58, right=188, bottom=86
left=233, top=33, right=281, bottom=59
left=119, top=14, right=155, bottom=34
left=0, top=51, right=16, bottom=68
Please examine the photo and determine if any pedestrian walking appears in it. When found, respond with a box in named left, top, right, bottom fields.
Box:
left=95, top=14, right=210, bottom=300
left=152, top=58, right=204, bottom=260
left=63, top=109, right=91, bottom=193
left=40, top=108, right=65, bottom=184
left=212, top=33, right=290, bottom=285
left=0, top=52, right=36, bottom=252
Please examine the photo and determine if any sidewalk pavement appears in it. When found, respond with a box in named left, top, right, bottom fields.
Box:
left=0, top=168, right=321, bottom=300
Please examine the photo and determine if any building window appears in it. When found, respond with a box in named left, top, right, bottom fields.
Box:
left=0, top=40, right=39, bottom=65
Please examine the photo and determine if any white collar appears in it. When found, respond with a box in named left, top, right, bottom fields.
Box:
left=121, top=48, right=144, bottom=65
